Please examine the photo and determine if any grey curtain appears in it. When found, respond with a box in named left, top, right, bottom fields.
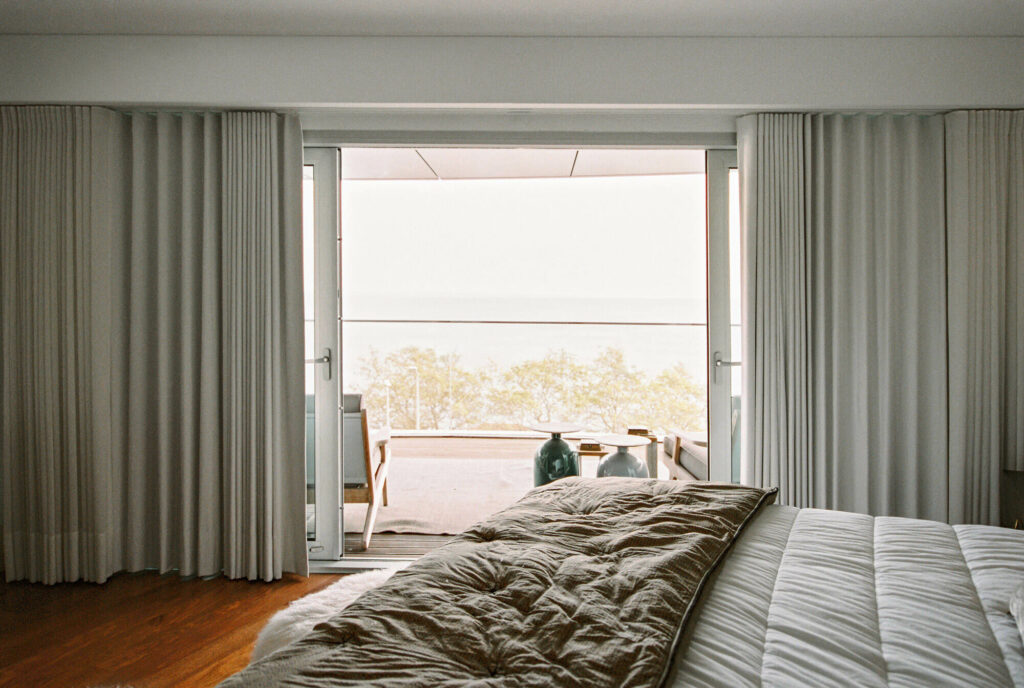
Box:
left=945, top=110, right=1024, bottom=524
left=1, top=107, right=307, bottom=583
left=739, top=113, right=951, bottom=521
left=1, top=107, right=118, bottom=583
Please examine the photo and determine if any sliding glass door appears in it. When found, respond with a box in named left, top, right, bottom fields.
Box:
left=303, top=143, right=743, bottom=565
left=304, top=148, right=342, bottom=560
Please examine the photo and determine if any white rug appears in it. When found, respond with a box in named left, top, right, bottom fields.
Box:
left=342, top=454, right=619, bottom=535
left=252, top=569, right=397, bottom=662
left=342, top=456, right=535, bottom=535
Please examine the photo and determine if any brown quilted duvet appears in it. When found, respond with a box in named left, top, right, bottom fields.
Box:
left=221, top=478, right=777, bottom=688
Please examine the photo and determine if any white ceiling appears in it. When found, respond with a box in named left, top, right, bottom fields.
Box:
left=419, top=149, right=578, bottom=180
left=1, top=0, right=1022, bottom=37
left=341, top=148, right=706, bottom=180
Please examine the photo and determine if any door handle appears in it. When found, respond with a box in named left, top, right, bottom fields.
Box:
left=305, top=348, right=332, bottom=380
left=713, top=351, right=740, bottom=383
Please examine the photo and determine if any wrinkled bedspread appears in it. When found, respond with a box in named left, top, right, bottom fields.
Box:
left=221, top=478, right=776, bottom=688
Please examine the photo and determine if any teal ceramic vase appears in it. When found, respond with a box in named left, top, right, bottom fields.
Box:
left=534, top=433, right=581, bottom=486
left=596, top=447, right=649, bottom=478
left=594, top=434, right=651, bottom=478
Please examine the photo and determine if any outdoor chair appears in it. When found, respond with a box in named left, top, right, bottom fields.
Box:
left=342, top=394, right=391, bottom=550
left=663, top=430, right=708, bottom=480
left=661, top=395, right=740, bottom=482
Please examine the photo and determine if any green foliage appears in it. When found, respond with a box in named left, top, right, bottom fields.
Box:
left=577, top=348, right=648, bottom=432
left=354, top=346, right=706, bottom=435
left=647, top=363, right=707, bottom=433
left=488, top=349, right=587, bottom=427
left=358, top=346, right=487, bottom=430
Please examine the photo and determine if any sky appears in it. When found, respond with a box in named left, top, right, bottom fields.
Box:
left=339, top=173, right=709, bottom=322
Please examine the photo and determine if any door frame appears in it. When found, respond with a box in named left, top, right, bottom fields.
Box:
left=307, top=137, right=738, bottom=572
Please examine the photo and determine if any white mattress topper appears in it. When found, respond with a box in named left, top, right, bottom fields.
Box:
left=672, top=505, right=1024, bottom=687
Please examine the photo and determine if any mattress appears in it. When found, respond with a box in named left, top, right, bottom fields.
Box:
left=670, top=505, right=1024, bottom=687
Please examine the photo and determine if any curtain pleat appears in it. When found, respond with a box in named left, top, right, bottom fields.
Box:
left=89, top=107, right=129, bottom=578
left=946, top=110, right=1024, bottom=524
left=0, top=106, right=306, bottom=583
left=739, top=113, right=949, bottom=521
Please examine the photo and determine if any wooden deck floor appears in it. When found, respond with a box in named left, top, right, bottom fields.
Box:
left=344, top=532, right=452, bottom=557
left=0, top=571, right=343, bottom=688
left=389, top=435, right=542, bottom=459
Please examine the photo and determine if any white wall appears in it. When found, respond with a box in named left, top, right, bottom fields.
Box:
left=1, top=36, right=1023, bottom=124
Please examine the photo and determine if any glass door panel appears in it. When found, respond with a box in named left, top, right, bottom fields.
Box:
left=707, top=149, right=740, bottom=483
left=728, top=167, right=742, bottom=483
left=303, top=165, right=316, bottom=540
left=304, top=148, right=342, bottom=560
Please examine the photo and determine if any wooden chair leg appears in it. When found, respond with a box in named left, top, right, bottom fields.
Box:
left=361, top=495, right=381, bottom=551
left=379, top=442, right=390, bottom=507
left=361, top=448, right=391, bottom=551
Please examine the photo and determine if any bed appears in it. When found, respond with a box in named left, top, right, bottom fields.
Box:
left=222, top=478, right=1024, bottom=687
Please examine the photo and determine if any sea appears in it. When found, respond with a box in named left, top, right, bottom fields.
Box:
left=332, top=296, right=724, bottom=391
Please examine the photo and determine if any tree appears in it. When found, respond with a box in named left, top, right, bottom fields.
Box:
left=356, top=346, right=485, bottom=430
left=355, top=344, right=707, bottom=435
left=486, top=350, right=588, bottom=428
left=645, top=363, right=706, bottom=434
left=578, top=347, right=648, bottom=432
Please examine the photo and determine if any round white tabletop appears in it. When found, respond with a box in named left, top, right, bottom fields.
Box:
left=594, top=433, right=651, bottom=448
left=529, top=422, right=584, bottom=435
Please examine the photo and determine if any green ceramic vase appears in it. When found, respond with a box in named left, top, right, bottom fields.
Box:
left=533, top=434, right=581, bottom=486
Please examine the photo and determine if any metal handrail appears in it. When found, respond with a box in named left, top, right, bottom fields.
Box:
left=338, top=318, right=708, bottom=327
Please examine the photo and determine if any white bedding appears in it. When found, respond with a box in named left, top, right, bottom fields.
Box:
left=261, top=504, right=1024, bottom=686
left=671, top=505, right=1024, bottom=687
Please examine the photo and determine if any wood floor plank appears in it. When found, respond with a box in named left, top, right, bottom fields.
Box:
left=344, top=533, right=452, bottom=557
left=0, top=571, right=342, bottom=688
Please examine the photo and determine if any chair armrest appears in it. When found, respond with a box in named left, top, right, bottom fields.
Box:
left=368, top=426, right=391, bottom=448
left=663, top=429, right=688, bottom=458
left=677, top=435, right=708, bottom=461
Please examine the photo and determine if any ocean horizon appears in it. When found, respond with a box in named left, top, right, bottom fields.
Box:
left=327, top=296, right=721, bottom=394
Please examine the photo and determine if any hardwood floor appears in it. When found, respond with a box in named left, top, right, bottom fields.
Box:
left=0, top=571, right=342, bottom=688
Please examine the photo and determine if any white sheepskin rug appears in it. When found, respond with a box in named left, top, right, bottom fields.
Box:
left=252, top=568, right=397, bottom=662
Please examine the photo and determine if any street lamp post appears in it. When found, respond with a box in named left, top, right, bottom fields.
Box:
left=407, top=365, right=420, bottom=430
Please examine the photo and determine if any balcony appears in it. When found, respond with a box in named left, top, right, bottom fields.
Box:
left=341, top=433, right=693, bottom=558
